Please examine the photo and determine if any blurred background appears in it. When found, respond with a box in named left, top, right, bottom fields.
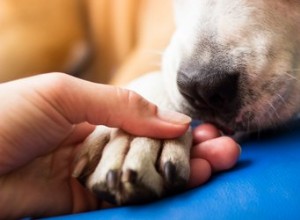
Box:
left=0, top=0, right=175, bottom=85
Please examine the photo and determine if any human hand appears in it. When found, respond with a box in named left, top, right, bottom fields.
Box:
left=188, top=123, right=241, bottom=188
left=0, top=72, right=191, bottom=219
left=0, top=73, right=240, bottom=219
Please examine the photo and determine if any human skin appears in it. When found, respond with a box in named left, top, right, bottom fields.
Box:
left=0, top=73, right=240, bottom=219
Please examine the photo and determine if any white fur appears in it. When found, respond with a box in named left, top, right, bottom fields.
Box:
left=74, top=0, right=300, bottom=204
left=163, top=0, right=300, bottom=131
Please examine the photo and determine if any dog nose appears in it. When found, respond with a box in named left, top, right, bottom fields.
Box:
left=177, top=71, right=240, bottom=111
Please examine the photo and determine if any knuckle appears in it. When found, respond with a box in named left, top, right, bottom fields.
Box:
left=115, top=88, right=157, bottom=118
left=127, top=90, right=144, bottom=105
left=44, top=72, right=69, bottom=86
left=38, top=72, right=70, bottom=93
left=34, top=73, right=74, bottom=113
left=127, top=90, right=157, bottom=115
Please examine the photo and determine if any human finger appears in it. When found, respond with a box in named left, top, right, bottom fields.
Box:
left=193, top=123, right=221, bottom=144
left=191, top=137, right=241, bottom=172
left=28, top=73, right=191, bottom=139
left=187, top=158, right=212, bottom=188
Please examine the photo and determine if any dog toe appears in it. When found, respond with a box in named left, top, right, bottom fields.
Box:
left=122, top=169, right=138, bottom=184
left=79, top=127, right=193, bottom=205
left=92, top=183, right=117, bottom=204
left=159, top=130, right=192, bottom=193
left=163, top=161, right=187, bottom=193
left=106, top=170, right=119, bottom=191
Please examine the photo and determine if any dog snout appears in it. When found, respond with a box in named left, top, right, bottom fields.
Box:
left=177, top=69, right=240, bottom=113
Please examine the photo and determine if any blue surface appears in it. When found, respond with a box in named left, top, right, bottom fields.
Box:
left=48, top=119, right=300, bottom=220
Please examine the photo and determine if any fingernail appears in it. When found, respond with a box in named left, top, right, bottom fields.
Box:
left=157, top=108, right=192, bottom=124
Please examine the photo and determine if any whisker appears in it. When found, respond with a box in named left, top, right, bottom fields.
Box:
left=285, top=72, right=299, bottom=81
left=266, top=100, right=281, bottom=122
left=275, top=93, right=287, bottom=105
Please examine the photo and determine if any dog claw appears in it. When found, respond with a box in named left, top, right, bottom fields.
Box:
left=163, top=161, right=176, bottom=183
left=163, top=161, right=187, bottom=193
left=80, top=128, right=192, bottom=205
left=92, top=183, right=117, bottom=204
left=107, top=170, right=119, bottom=190
left=122, top=169, right=138, bottom=184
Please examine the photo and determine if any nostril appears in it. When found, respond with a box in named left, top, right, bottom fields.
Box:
left=180, top=90, right=207, bottom=108
left=177, top=69, right=240, bottom=111
left=198, top=72, right=240, bottom=109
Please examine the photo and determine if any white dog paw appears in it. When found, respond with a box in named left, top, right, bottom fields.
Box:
left=73, top=125, right=192, bottom=205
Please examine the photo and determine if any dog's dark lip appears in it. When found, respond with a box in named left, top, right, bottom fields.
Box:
left=189, top=111, right=236, bottom=135
left=183, top=101, right=240, bottom=135
left=216, top=124, right=235, bottom=135
left=198, top=119, right=237, bottom=135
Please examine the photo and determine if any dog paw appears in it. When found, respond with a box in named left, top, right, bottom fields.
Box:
left=73, top=125, right=192, bottom=205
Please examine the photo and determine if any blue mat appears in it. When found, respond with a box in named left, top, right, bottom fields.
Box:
left=48, top=119, right=300, bottom=220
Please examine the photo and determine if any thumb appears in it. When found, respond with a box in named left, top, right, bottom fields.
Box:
left=33, top=73, right=191, bottom=138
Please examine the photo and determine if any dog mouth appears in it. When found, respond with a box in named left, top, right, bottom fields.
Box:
left=190, top=111, right=254, bottom=134
left=177, top=96, right=230, bottom=128
left=186, top=92, right=290, bottom=134
left=185, top=106, right=239, bottom=134
left=176, top=70, right=296, bottom=134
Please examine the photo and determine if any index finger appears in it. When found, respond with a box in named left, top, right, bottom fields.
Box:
left=29, top=73, right=191, bottom=138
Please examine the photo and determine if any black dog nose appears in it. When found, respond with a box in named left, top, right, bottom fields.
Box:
left=177, top=71, right=240, bottom=112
